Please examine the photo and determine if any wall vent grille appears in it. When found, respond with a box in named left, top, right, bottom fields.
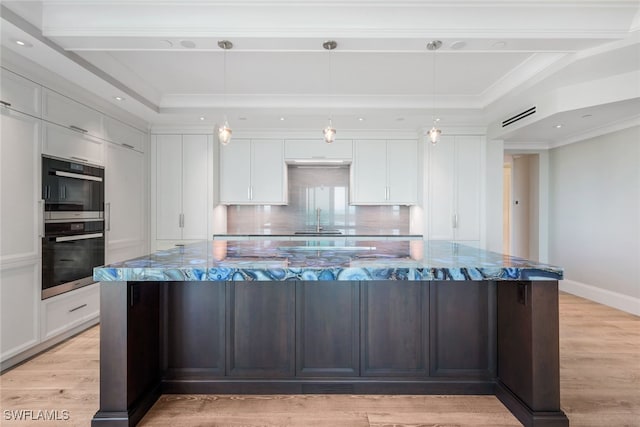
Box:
left=502, top=106, right=536, bottom=128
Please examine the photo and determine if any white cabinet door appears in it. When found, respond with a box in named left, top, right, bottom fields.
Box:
left=251, top=139, right=286, bottom=204
left=0, top=70, right=41, bottom=118
left=352, top=140, right=387, bottom=204
left=387, top=140, right=418, bottom=204
left=0, top=108, right=41, bottom=364
left=0, top=108, right=41, bottom=263
left=220, top=139, right=252, bottom=204
left=155, top=135, right=183, bottom=240
left=454, top=136, right=481, bottom=241
left=103, top=116, right=145, bottom=152
left=182, top=135, right=210, bottom=239
left=1, top=260, right=40, bottom=362
left=43, top=122, right=104, bottom=165
left=428, top=136, right=456, bottom=240
left=427, top=135, right=482, bottom=242
left=42, top=89, right=103, bottom=139
left=105, top=142, right=145, bottom=264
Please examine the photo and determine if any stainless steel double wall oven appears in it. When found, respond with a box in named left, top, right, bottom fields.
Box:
left=42, top=156, right=105, bottom=299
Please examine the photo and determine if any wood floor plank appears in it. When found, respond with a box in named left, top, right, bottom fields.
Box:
left=1, top=291, right=638, bottom=426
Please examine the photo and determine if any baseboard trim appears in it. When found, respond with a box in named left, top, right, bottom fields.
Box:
left=560, top=279, right=640, bottom=316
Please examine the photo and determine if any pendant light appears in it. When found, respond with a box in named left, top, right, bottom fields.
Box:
left=322, top=40, right=337, bottom=144
left=426, top=40, right=442, bottom=145
left=218, top=40, right=233, bottom=145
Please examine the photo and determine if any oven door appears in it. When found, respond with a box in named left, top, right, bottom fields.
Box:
left=42, top=221, right=105, bottom=299
left=43, top=156, right=104, bottom=220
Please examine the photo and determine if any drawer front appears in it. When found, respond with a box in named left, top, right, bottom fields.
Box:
left=43, top=122, right=104, bottom=165
left=104, top=116, right=145, bottom=152
left=43, top=89, right=103, bottom=139
left=42, top=283, right=100, bottom=340
left=0, top=70, right=41, bottom=117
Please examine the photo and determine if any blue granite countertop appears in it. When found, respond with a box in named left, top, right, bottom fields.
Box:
left=94, top=240, right=563, bottom=282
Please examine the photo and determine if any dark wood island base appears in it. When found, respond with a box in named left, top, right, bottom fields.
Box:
left=91, top=280, right=569, bottom=427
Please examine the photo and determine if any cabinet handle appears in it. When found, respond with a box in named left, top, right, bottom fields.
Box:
left=70, top=156, right=88, bottom=163
left=122, top=143, right=135, bottom=149
left=387, top=187, right=391, bottom=200
left=250, top=186, right=253, bottom=200
left=69, top=125, right=88, bottom=134
left=68, top=303, right=87, bottom=313
left=452, top=213, right=458, bottom=229
left=0, top=100, right=11, bottom=107
left=179, top=213, right=184, bottom=228
left=105, top=202, right=111, bottom=231
left=39, top=200, right=45, bottom=238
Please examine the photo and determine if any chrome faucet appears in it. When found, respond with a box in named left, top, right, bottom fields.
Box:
left=316, top=207, right=322, bottom=232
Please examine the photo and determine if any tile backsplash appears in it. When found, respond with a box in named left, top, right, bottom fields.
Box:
left=226, top=166, right=410, bottom=235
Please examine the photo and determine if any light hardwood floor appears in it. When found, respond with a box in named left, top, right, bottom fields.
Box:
left=1, top=292, right=638, bottom=427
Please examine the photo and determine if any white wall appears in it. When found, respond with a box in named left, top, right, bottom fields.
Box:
left=511, top=155, right=531, bottom=259
left=549, top=126, right=640, bottom=315
left=485, top=139, right=504, bottom=253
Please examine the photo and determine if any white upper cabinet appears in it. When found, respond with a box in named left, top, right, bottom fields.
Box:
left=154, top=134, right=212, bottom=242
left=284, top=139, right=352, bottom=160
left=427, top=135, right=482, bottom=243
left=103, top=116, right=145, bottom=152
left=0, top=69, right=41, bottom=118
left=42, top=88, right=103, bottom=139
left=220, top=139, right=286, bottom=205
left=43, top=122, right=104, bottom=166
left=351, top=139, right=418, bottom=205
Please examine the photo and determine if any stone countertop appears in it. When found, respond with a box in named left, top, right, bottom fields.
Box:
left=94, top=240, right=563, bottom=282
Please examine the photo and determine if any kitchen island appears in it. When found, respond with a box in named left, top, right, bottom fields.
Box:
left=91, top=240, right=568, bottom=427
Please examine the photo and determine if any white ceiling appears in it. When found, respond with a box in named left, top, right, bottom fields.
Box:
left=1, top=0, right=639, bottom=145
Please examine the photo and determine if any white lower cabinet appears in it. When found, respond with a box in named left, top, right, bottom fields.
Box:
left=43, top=122, right=104, bottom=166
left=105, top=142, right=145, bottom=263
left=427, top=135, right=482, bottom=243
left=0, top=260, right=41, bottom=362
left=41, top=283, right=100, bottom=341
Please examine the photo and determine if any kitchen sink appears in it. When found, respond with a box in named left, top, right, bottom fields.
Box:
left=293, top=230, right=343, bottom=235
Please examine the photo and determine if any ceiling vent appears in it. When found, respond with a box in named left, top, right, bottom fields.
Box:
left=502, top=106, right=536, bottom=128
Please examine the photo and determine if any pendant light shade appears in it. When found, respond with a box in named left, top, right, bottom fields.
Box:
left=218, top=40, right=233, bottom=145
left=426, top=40, right=442, bottom=145
left=323, top=40, right=337, bottom=144
left=323, top=119, right=336, bottom=144
left=218, top=118, right=232, bottom=146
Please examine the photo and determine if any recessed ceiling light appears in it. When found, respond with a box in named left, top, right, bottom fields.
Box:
left=180, top=40, right=196, bottom=49
left=358, top=117, right=364, bottom=121
left=581, top=114, right=593, bottom=119
left=14, top=39, right=32, bottom=48
left=199, top=116, right=205, bottom=121
left=396, top=117, right=405, bottom=122
left=450, top=41, right=466, bottom=50
left=492, top=41, right=507, bottom=49
left=161, top=40, right=173, bottom=48
left=435, top=118, right=441, bottom=122
left=113, top=96, right=125, bottom=101
left=238, top=117, right=247, bottom=121
left=280, top=117, right=285, bottom=121
left=555, top=124, right=563, bottom=129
